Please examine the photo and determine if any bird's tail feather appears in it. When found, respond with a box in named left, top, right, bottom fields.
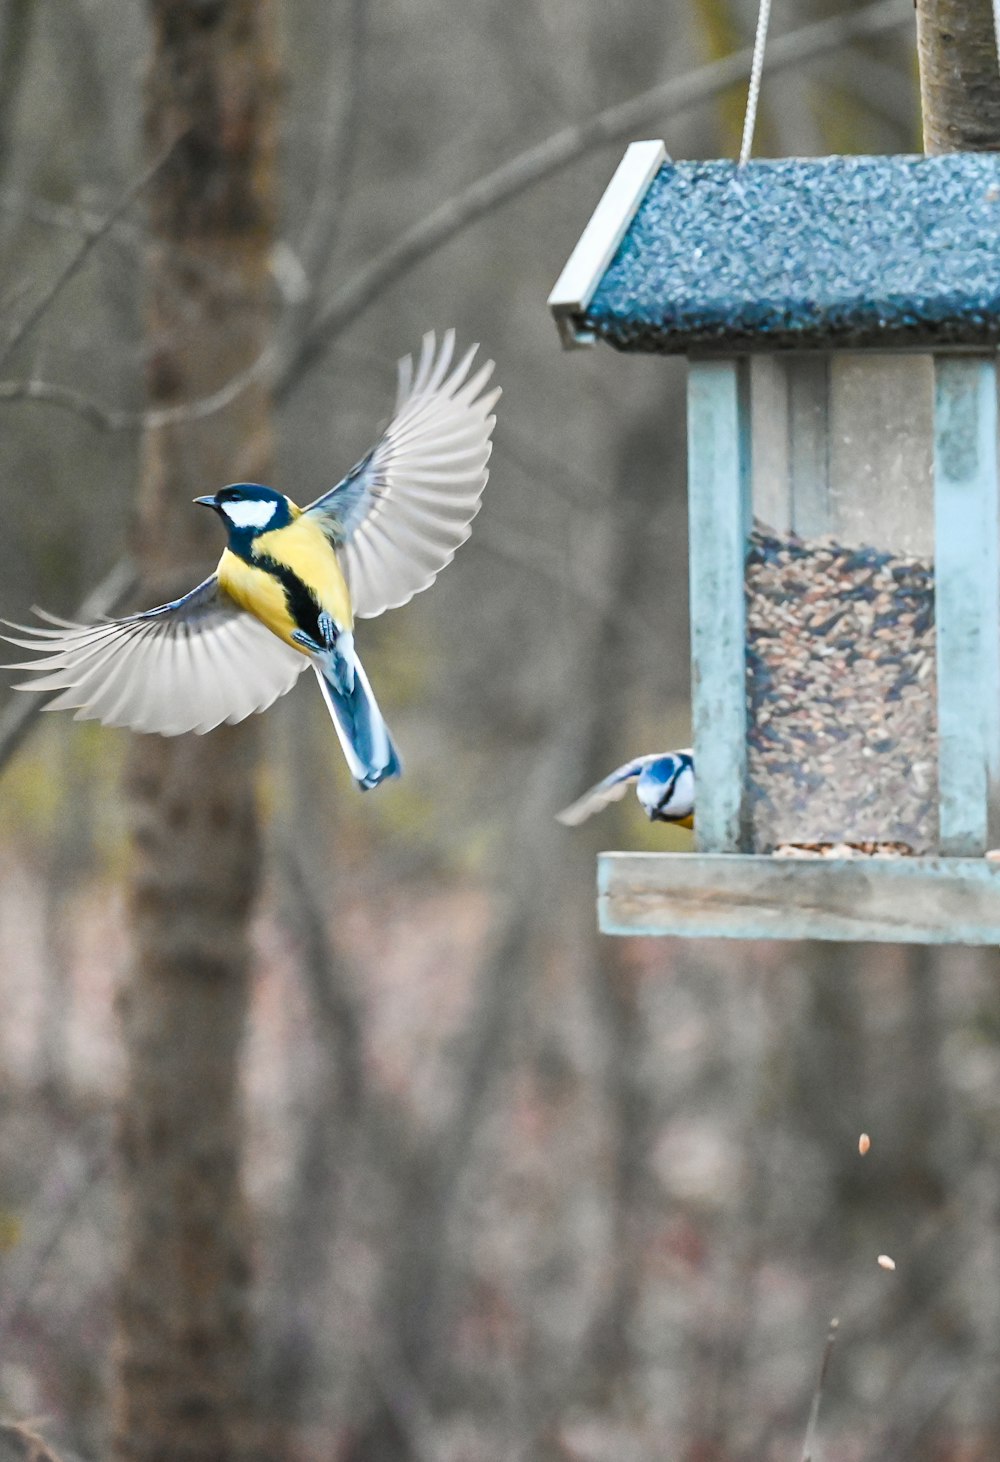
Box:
left=312, top=647, right=401, bottom=790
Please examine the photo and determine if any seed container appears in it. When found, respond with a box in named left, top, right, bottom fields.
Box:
left=745, top=354, right=937, bottom=853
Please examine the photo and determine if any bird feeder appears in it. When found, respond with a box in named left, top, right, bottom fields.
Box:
left=549, top=141, right=1000, bottom=944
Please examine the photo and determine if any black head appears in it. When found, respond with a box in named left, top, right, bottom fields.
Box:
left=194, top=483, right=294, bottom=542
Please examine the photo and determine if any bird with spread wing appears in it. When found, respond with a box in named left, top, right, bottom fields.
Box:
left=556, top=750, right=694, bottom=827
left=2, top=332, right=498, bottom=790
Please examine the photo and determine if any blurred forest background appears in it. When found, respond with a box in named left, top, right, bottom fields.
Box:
left=2, top=1, right=1000, bottom=1460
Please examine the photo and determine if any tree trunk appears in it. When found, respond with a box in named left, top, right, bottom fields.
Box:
left=113, top=5, right=278, bottom=1461
left=915, top=0, right=1000, bottom=152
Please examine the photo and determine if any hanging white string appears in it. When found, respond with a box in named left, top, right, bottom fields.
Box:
left=739, top=0, right=773, bottom=166
left=992, top=0, right=1000, bottom=84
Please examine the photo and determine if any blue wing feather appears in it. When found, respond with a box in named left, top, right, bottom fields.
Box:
left=305, top=453, right=378, bottom=543
left=557, top=751, right=694, bottom=827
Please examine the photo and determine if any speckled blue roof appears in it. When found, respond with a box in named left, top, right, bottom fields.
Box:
left=584, top=154, right=1000, bottom=352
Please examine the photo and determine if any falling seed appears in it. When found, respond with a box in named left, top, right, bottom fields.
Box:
left=859, top=1133, right=871, bottom=1155
left=877, top=1254, right=896, bottom=1271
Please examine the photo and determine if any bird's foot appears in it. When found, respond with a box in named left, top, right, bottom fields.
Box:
left=291, top=616, right=342, bottom=657
left=291, top=628, right=323, bottom=655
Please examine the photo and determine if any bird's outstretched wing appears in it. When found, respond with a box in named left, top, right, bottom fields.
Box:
left=555, top=755, right=664, bottom=827
left=302, top=330, right=499, bottom=619
left=2, top=576, right=306, bottom=736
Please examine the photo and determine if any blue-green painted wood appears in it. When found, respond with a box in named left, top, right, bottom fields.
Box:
left=933, top=356, right=1000, bottom=855
left=598, top=852, right=1000, bottom=944
left=687, top=358, right=750, bottom=853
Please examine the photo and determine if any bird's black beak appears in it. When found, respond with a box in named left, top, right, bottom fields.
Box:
left=193, top=495, right=217, bottom=509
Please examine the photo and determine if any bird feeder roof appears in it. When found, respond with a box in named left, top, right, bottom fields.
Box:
left=549, top=143, right=1000, bottom=353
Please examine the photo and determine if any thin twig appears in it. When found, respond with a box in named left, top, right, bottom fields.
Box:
left=0, top=127, right=189, bottom=375
left=0, top=557, right=136, bottom=778
left=0, top=1128, right=112, bottom=1352
left=0, top=188, right=120, bottom=239
left=274, top=0, right=370, bottom=365
left=278, top=842, right=365, bottom=1120
left=0, top=378, right=144, bottom=431
left=296, top=0, right=369, bottom=279
left=0, top=187, right=298, bottom=306
left=360, top=1342, right=440, bottom=1462
left=278, top=0, right=912, bottom=395
left=0, top=341, right=276, bottom=433
left=814, top=48, right=917, bottom=130
left=801, top=1317, right=840, bottom=1462
left=471, top=513, right=659, bottom=642
left=0, top=1420, right=67, bottom=1462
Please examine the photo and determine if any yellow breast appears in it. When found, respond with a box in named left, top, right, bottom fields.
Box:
left=256, top=514, right=353, bottom=627
left=217, top=515, right=353, bottom=652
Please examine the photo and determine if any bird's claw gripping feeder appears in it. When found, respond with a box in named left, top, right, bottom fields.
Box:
left=550, top=141, right=1000, bottom=944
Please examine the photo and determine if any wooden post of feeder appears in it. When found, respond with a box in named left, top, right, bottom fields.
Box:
left=917, top=0, right=1000, bottom=853
left=933, top=359, right=1000, bottom=853
left=688, top=358, right=751, bottom=854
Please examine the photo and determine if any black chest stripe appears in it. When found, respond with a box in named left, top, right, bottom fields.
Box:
left=254, top=553, right=324, bottom=643
left=656, top=763, right=681, bottom=815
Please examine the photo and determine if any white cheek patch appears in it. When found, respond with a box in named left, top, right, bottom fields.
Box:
left=222, top=499, right=278, bottom=530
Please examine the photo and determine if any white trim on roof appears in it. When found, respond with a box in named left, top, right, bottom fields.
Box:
left=547, top=139, right=667, bottom=350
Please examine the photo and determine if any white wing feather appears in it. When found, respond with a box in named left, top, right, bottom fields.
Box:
left=303, top=329, right=499, bottom=619
left=2, top=577, right=307, bottom=736
left=555, top=755, right=664, bottom=827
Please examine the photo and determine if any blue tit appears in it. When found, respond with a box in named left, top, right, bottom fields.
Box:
left=3, top=331, right=498, bottom=791
left=556, top=750, right=694, bottom=827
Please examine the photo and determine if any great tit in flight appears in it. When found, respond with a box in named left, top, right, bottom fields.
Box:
left=3, top=331, right=498, bottom=790
left=556, top=750, right=694, bottom=827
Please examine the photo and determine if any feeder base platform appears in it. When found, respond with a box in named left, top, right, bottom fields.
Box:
left=598, top=853, right=1000, bottom=945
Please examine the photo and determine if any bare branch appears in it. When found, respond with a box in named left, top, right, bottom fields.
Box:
left=815, top=48, right=918, bottom=131
left=0, top=127, right=190, bottom=375
left=278, top=0, right=913, bottom=395
left=0, top=1420, right=67, bottom=1462
left=360, top=1342, right=440, bottom=1462
left=273, top=0, right=371, bottom=371
left=0, top=1127, right=111, bottom=1353
left=0, top=189, right=114, bottom=238
left=0, top=4, right=910, bottom=440
left=0, top=558, right=136, bottom=778
left=277, top=843, right=366, bottom=1121
left=0, top=189, right=308, bottom=325
left=801, top=1317, right=840, bottom=1462
left=0, top=378, right=141, bottom=430
left=0, top=341, right=276, bottom=433
left=295, top=0, right=369, bottom=280
left=471, top=514, right=660, bottom=642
